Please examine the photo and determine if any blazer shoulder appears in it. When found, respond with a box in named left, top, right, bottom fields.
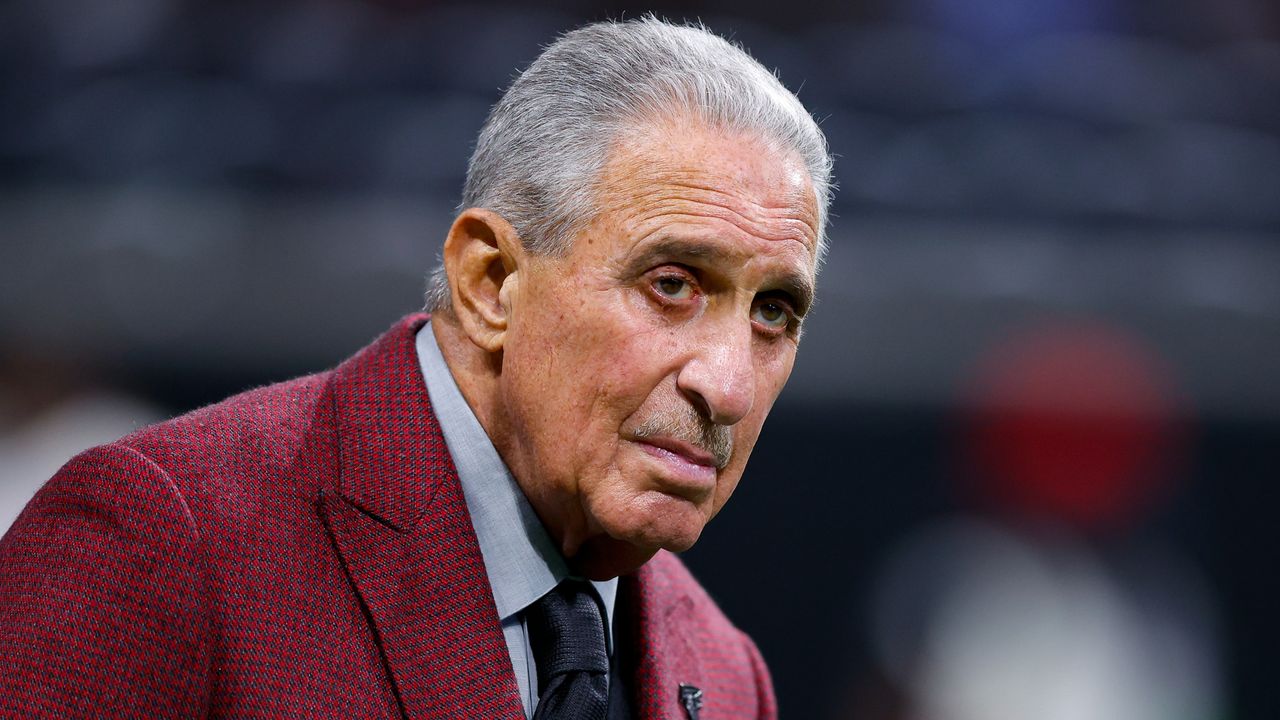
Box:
left=636, top=551, right=778, bottom=717
left=115, top=313, right=428, bottom=508
left=644, top=551, right=767, bottom=653
left=129, top=369, right=331, bottom=459
left=0, top=443, right=213, bottom=717
left=123, top=370, right=334, bottom=465
left=113, top=370, right=339, bottom=533
left=6, top=441, right=200, bottom=548
left=645, top=550, right=747, bottom=638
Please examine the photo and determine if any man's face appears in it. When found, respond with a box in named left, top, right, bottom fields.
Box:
left=494, top=120, right=819, bottom=576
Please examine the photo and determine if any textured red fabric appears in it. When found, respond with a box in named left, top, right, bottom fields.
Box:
left=0, top=314, right=776, bottom=719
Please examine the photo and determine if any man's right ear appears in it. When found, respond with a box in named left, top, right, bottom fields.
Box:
left=441, top=208, right=522, bottom=354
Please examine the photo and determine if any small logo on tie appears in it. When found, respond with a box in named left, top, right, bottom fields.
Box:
left=679, top=684, right=703, bottom=720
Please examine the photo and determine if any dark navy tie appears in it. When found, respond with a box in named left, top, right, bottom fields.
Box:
left=527, top=580, right=610, bottom=720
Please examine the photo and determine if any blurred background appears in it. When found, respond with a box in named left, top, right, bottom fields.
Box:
left=1, top=0, right=1277, bottom=717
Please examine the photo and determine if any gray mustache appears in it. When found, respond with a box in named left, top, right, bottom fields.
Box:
left=632, top=409, right=733, bottom=469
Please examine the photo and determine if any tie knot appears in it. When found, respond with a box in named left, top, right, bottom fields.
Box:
left=527, top=580, right=609, bottom=684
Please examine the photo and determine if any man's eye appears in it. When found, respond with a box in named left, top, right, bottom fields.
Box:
left=654, top=276, right=693, bottom=300
left=751, top=301, right=791, bottom=330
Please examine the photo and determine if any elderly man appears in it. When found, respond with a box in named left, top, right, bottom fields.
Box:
left=0, top=17, right=831, bottom=720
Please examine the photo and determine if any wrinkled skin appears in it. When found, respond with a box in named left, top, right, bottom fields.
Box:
left=439, top=119, right=819, bottom=579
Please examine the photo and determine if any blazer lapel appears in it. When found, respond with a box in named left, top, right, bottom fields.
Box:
left=620, top=555, right=704, bottom=720
left=319, top=314, right=524, bottom=719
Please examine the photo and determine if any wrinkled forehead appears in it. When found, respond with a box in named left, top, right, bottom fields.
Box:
left=593, top=119, right=821, bottom=253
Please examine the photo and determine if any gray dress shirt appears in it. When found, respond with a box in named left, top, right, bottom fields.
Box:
left=416, top=323, right=617, bottom=718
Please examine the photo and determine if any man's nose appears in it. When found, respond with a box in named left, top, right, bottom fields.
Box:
left=676, top=320, right=756, bottom=426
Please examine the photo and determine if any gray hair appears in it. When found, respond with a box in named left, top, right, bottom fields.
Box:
left=425, top=16, right=833, bottom=311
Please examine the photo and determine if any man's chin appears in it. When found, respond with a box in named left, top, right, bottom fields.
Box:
left=569, top=536, right=660, bottom=580
left=569, top=521, right=704, bottom=580
left=567, top=488, right=711, bottom=577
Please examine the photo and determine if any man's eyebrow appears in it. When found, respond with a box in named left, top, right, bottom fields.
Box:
left=628, top=236, right=815, bottom=317
left=628, top=236, right=728, bottom=265
left=769, top=271, right=815, bottom=319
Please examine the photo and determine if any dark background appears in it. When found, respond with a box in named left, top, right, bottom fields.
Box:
left=1, top=1, right=1277, bottom=717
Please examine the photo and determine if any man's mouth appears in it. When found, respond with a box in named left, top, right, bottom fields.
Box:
left=630, top=436, right=719, bottom=495
left=629, top=407, right=733, bottom=469
left=638, top=435, right=718, bottom=468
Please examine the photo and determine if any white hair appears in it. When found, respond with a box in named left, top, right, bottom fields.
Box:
left=425, top=16, right=833, bottom=311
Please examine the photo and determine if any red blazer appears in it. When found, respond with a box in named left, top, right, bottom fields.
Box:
left=0, top=315, right=776, bottom=719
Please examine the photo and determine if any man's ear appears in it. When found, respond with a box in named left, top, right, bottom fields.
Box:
left=442, top=208, right=522, bottom=353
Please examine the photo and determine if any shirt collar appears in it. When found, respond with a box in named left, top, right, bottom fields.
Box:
left=415, top=322, right=617, bottom=643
